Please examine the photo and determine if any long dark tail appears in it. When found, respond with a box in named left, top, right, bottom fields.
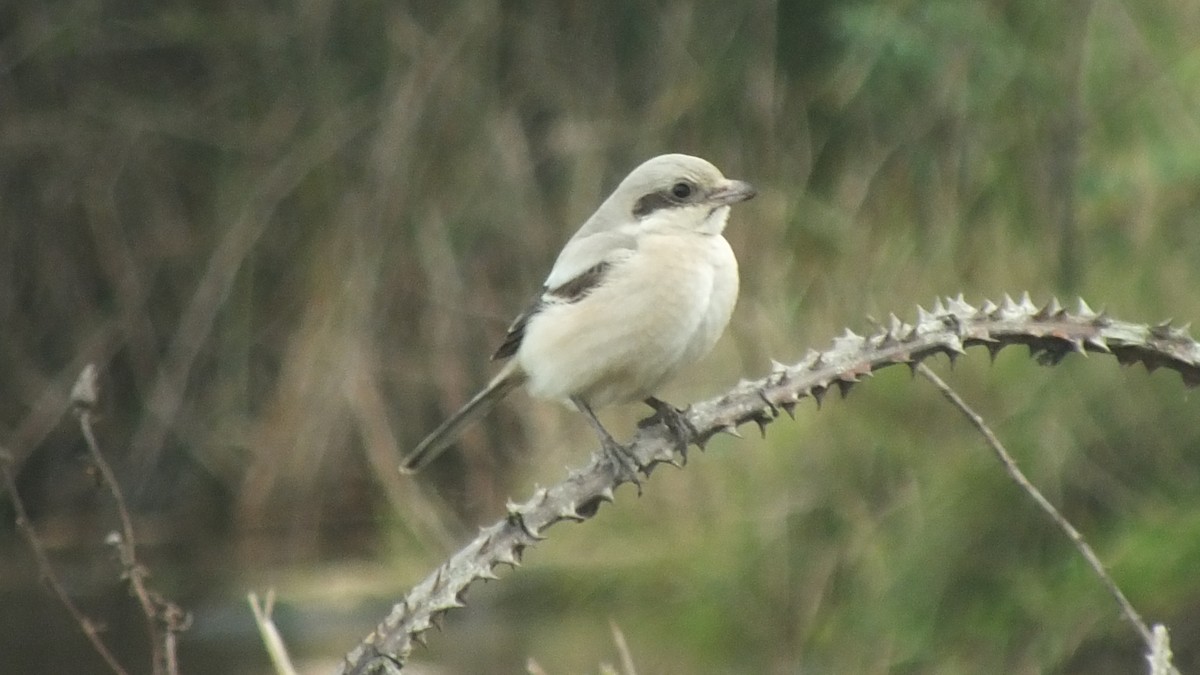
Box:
left=400, top=363, right=525, bottom=473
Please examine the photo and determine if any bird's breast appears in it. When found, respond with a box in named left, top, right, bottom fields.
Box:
left=517, top=233, right=738, bottom=407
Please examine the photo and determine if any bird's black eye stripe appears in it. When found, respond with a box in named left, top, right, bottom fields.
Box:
left=632, top=181, right=699, bottom=217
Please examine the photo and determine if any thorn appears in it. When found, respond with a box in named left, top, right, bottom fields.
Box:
left=477, top=532, right=495, bottom=552
left=1035, top=297, right=1063, bottom=320
left=811, top=386, right=827, bottom=408
left=806, top=350, right=826, bottom=370
left=1033, top=344, right=1070, bottom=366
left=506, top=509, right=542, bottom=540
left=932, top=297, right=947, bottom=315
left=946, top=335, right=967, bottom=355
left=1000, top=293, right=1018, bottom=314
left=978, top=298, right=999, bottom=318
left=1113, top=348, right=1140, bottom=366
left=769, top=362, right=790, bottom=385
left=946, top=293, right=975, bottom=315
left=882, top=314, right=905, bottom=344
left=779, top=400, right=796, bottom=419
left=836, top=380, right=855, bottom=398
left=1182, top=369, right=1200, bottom=389
left=598, top=487, right=616, bottom=503
left=1151, top=319, right=1175, bottom=339
left=556, top=502, right=585, bottom=516
left=752, top=415, right=770, bottom=438
left=757, top=390, right=779, bottom=417
left=1076, top=297, right=1097, bottom=319
left=832, top=329, right=863, bottom=353
left=1084, top=335, right=1111, bottom=353
left=721, top=424, right=744, bottom=439
left=916, top=304, right=934, bottom=324
left=969, top=338, right=998, bottom=360
left=1018, top=291, right=1036, bottom=312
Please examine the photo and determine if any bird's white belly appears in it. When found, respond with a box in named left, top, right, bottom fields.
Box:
left=517, top=232, right=737, bottom=408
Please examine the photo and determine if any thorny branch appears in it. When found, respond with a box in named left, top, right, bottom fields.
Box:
left=339, top=294, right=1199, bottom=674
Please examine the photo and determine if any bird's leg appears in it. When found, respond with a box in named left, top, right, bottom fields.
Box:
left=639, top=396, right=697, bottom=462
left=572, top=396, right=642, bottom=490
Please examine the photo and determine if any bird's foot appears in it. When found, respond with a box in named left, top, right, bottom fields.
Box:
left=640, top=397, right=697, bottom=463
left=571, top=396, right=643, bottom=493
left=600, top=436, right=643, bottom=494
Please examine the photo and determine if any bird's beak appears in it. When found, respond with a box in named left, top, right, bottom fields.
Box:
left=709, top=179, right=757, bottom=206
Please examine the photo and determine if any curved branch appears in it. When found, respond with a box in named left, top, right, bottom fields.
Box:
left=339, top=294, right=1200, bottom=674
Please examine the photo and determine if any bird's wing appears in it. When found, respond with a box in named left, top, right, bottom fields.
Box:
left=492, top=260, right=612, bottom=361
left=492, top=230, right=638, bottom=361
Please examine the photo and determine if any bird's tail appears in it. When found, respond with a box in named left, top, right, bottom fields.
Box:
left=400, top=362, right=525, bottom=473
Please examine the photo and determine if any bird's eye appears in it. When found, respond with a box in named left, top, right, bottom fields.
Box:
left=671, top=182, right=694, bottom=199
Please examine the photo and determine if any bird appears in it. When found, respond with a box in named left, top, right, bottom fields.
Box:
left=401, top=153, right=756, bottom=476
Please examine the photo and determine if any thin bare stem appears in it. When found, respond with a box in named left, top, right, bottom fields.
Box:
left=608, top=620, right=638, bottom=675
left=915, top=363, right=1158, bottom=648
left=73, top=365, right=188, bottom=675
left=248, top=590, right=300, bottom=675
left=0, top=447, right=130, bottom=675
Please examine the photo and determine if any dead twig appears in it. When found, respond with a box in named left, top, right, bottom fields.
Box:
left=0, top=446, right=130, bottom=675
left=916, top=362, right=1178, bottom=675
left=72, top=365, right=191, bottom=675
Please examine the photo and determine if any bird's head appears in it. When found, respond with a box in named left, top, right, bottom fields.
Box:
left=614, top=153, right=756, bottom=236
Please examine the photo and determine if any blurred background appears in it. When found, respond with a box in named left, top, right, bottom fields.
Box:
left=2, top=1, right=1200, bottom=673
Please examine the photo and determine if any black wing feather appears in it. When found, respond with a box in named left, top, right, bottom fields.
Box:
left=491, top=261, right=611, bottom=361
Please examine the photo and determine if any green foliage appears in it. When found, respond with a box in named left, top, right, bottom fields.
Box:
left=2, top=0, right=1199, bottom=672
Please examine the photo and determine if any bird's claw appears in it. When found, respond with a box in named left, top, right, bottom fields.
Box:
left=640, top=397, right=697, bottom=463
left=601, top=437, right=643, bottom=494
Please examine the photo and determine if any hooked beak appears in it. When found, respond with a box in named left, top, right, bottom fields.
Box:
left=709, top=179, right=757, bottom=206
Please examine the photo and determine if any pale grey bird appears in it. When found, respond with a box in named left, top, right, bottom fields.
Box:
left=401, top=153, right=756, bottom=475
